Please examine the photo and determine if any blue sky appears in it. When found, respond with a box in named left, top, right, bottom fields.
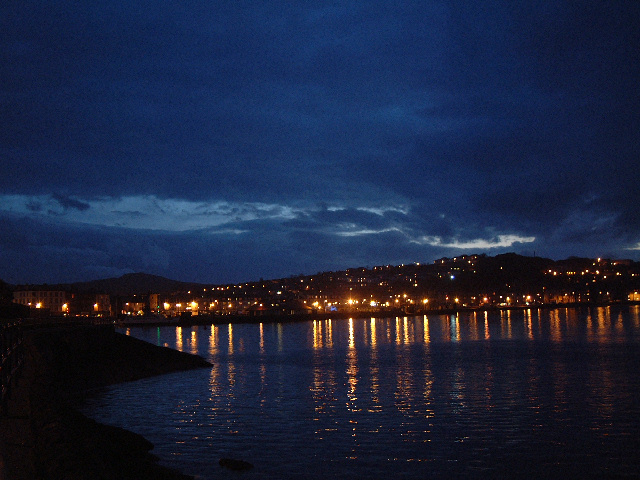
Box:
left=1, top=1, right=639, bottom=284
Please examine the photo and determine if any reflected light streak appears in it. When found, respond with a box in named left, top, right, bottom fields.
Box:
left=423, top=316, right=430, bottom=344
left=228, top=323, right=234, bottom=355
left=190, top=329, right=198, bottom=355
left=550, top=309, right=561, bottom=342
left=362, top=319, right=368, bottom=347
left=395, top=317, right=401, bottom=345
left=484, top=311, right=490, bottom=340
left=209, top=325, right=218, bottom=356
left=470, top=312, right=479, bottom=341
left=313, top=320, right=324, bottom=349
left=443, top=315, right=451, bottom=342
left=348, top=318, right=355, bottom=350
left=326, top=320, right=333, bottom=349
left=403, top=317, right=410, bottom=344
left=598, top=307, right=610, bottom=336
left=313, top=320, right=319, bottom=349
left=346, top=318, right=359, bottom=415
left=370, top=318, right=377, bottom=349
left=369, top=320, right=381, bottom=412
left=451, top=314, right=460, bottom=342
left=176, top=327, right=183, bottom=351
left=259, top=323, right=265, bottom=354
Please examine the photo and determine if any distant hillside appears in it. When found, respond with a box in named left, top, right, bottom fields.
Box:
left=62, top=273, right=208, bottom=296
left=9, top=253, right=639, bottom=300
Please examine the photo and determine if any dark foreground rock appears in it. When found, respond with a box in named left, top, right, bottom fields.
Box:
left=1, top=324, right=211, bottom=480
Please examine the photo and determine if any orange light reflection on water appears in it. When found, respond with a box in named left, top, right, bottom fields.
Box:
left=209, top=325, right=218, bottom=357
left=423, top=316, right=430, bottom=344
left=175, top=326, right=183, bottom=351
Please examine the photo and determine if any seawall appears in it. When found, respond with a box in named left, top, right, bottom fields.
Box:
left=0, top=324, right=211, bottom=480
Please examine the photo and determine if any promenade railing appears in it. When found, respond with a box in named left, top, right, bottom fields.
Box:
left=1, top=320, right=24, bottom=414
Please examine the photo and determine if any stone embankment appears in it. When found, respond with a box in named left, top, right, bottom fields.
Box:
left=0, top=324, right=211, bottom=480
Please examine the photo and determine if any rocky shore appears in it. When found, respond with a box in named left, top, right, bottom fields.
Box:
left=0, top=324, right=211, bottom=480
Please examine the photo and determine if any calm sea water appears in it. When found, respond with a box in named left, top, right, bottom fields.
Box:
left=82, top=306, right=640, bottom=479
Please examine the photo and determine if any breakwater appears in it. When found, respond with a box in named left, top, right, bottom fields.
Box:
left=0, top=324, right=210, bottom=480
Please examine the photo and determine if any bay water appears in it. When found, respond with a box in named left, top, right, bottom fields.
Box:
left=81, top=306, right=640, bottom=478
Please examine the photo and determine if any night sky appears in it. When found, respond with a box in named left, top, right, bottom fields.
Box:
left=1, top=1, right=639, bottom=284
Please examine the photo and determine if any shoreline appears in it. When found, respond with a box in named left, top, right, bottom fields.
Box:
left=115, top=301, right=640, bottom=328
left=0, top=324, right=210, bottom=480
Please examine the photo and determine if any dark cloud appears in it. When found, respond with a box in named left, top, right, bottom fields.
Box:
left=52, top=194, right=91, bottom=212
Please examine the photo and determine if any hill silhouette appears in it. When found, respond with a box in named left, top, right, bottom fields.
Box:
left=58, top=273, right=208, bottom=296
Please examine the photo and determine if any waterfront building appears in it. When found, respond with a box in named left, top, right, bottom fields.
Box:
left=13, top=289, right=68, bottom=314
left=68, top=292, right=112, bottom=317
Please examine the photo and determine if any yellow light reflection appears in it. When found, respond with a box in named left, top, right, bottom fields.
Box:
left=550, top=309, right=561, bottom=342
left=346, top=319, right=358, bottom=415
left=370, top=318, right=377, bottom=348
left=209, top=325, right=218, bottom=356
left=325, top=320, right=333, bottom=349
left=190, top=329, right=198, bottom=355
left=369, top=325, right=381, bottom=412
left=403, top=317, right=410, bottom=344
left=313, top=320, right=323, bottom=349
left=470, top=311, right=479, bottom=341
left=484, top=311, right=490, bottom=340
left=228, top=323, right=234, bottom=355
left=176, top=327, right=183, bottom=351
left=451, top=314, right=460, bottom=342
left=348, top=318, right=355, bottom=349
left=423, top=316, right=430, bottom=344
left=259, top=323, right=265, bottom=354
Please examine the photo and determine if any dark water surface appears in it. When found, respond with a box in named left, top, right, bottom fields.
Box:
left=82, top=306, right=640, bottom=479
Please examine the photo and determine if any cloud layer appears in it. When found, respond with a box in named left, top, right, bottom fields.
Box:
left=1, top=1, right=638, bottom=283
